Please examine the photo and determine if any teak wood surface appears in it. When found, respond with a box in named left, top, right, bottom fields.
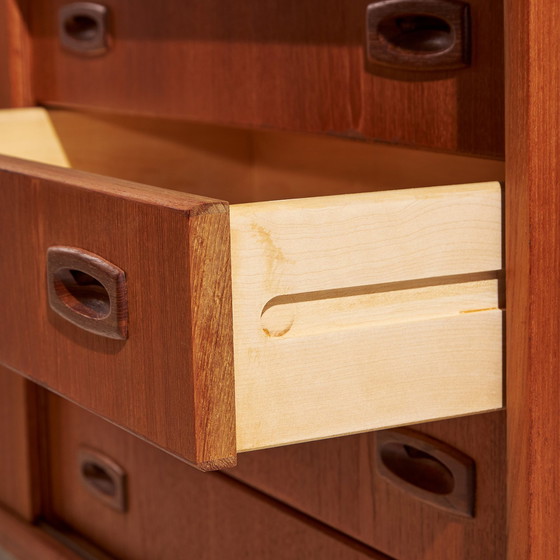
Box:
left=0, top=155, right=236, bottom=470
left=29, top=0, right=504, bottom=157
left=231, top=183, right=503, bottom=450
left=0, top=108, right=505, bottom=455
left=231, top=411, right=506, bottom=560
left=0, top=365, right=41, bottom=521
left=45, top=394, right=390, bottom=560
left=505, top=0, right=560, bottom=557
left=0, top=504, right=83, bottom=560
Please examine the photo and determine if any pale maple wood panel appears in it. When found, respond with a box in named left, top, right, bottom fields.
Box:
left=0, top=365, right=40, bottom=521
left=0, top=107, right=505, bottom=205
left=0, top=108, right=69, bottom=166
left=505, top=0, right=560, bottom=558
left=0, top=155, right=235, bottom=470
left=45, top=395, right=390, bottom=560
left=231, top=183, right=503, bottom=451
left=29, top=0, right=504, bottom=156
left=230, top=411, right=506, bottom=560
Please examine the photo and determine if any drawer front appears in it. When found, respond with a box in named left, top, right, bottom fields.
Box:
left=0, top=155, right=236, bottom=470
left=231, top=411, right=506, bottom=560
left=44, top=395, right=389, bottom=560
left=29, top=0, right=504, bottom=157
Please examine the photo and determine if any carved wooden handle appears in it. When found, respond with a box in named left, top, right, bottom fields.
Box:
left=375, top=428, right=475, bottom=517
left=47, top=246, right=128, bottom=340
left=366, top=0, right=471, bottom=71
left=79, top=447, right=127, bottom=512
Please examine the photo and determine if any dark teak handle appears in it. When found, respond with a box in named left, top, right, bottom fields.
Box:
left=366, top=0, right=471, bottom=71
left=47, top=246, right=128, bottom=340
left=375, top=428, right=475, bottom=517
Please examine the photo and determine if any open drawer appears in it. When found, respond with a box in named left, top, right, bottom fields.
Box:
left=0, top=108, right=504, bottom=470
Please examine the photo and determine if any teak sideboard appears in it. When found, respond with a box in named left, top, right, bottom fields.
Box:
left=0, top=1, right=554, bottom=559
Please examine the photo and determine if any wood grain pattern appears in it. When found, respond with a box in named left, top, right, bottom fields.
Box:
left=45, top=395, right=391, bottom=560
left=0, top=0, right=33, bottom=108
left=0, top=505, right=83, bottom=560
left=505, top=0, right=560, bottom=557
left=230, top=411, right=506, bottom=560
left=0, top=365, right=41, bottom=521
left=231, top=183, right=503, bottom=450
left=29, top=0, right=504, bottom=157
left=0, top=155, right=236, bottom=470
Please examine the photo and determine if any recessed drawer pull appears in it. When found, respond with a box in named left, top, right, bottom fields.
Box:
left=78, top=447, right=127, bottom=512
left=366, top=0, right=471, bottom=71
left=59, top=2, right=110, bottom=57
left=47, top=246, right=128, bottom=340
left=375, top=429, right=475, bottom=517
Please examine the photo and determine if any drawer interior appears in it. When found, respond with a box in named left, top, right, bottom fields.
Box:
left=43, top=108, right=504, bottom=203
left=0, top=108, right=504, bottom=462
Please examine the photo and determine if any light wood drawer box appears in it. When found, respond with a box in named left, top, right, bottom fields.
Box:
left=0, top=108, right=504, bottom=470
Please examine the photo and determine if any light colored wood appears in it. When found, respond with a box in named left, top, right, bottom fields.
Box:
left=231, top=183, right=503, bottom=451
left=0, top=108, right=69, bottom=166
left=0, top=107, right=505, bottom=203
left=0, top=107, right=505, bottom=458
left=47, top=108, right=505, bottom=202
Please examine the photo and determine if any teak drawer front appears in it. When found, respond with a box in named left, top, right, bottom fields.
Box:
left=44, top=394, right=388, bottom=560
left=231, top=411, right=506, bottom=560
left=0, top=155, right=236, bottom=471
left=28, top=0, right=505, bottom=157
left=0, top=108, right=503, bottom=470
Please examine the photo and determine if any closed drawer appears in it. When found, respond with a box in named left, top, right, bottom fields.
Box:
left=25, top=0, right=504, bottom=157
left=231, top=411, right=506, bottom=560
left=45, top=394, right=389, bottom=560
left=0, top=108, right=504, bottom=470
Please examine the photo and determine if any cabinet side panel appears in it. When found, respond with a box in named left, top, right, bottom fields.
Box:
left=506, top=0, right=560, bottom=558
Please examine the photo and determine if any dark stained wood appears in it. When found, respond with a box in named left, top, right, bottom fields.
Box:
left=47, top=246, right=129, bottom=340
left=45, top=394, right=390, bottom=560
left=0, top=365, right=42, bottom=520
left=0, top=0, right=33, bottom=108
left=505, top=0, right=560, bottom=558
left=0, top=155, right=236, bottom=470
left=366, top=0, right=470, bottom=71
left=374, top=428, right=475, bottom=518
left=78, top=447, right=127, bottom=513
left=0, top=505, right=83, bottom=560
left=230, top=412, right=506, bottom=560
left=29, top=0, right=504, bottom=157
